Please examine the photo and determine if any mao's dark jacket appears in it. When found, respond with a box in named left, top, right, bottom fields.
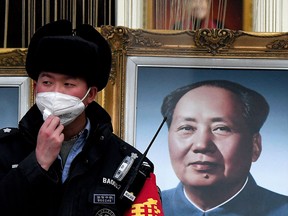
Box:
left=162, top=175, right=288, bottom=216
left=0, top=102, right=153, bottom=216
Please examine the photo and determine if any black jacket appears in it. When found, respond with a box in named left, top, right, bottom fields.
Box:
left=0, top=102, right=154, bottom=216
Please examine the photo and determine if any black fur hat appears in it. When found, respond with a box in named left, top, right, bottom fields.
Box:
left=26, top=20, right=112, bottom=91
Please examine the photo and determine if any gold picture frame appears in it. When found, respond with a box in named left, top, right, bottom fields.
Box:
left=97, top=27, right=288, bottom=196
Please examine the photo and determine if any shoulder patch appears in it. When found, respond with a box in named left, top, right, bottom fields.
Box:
left=0, top=127, right=19, bottom=139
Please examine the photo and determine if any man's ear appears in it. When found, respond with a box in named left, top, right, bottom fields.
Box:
left=86, top=86, right=98, bottom=104
left=252, top=133, right=262, bottom=162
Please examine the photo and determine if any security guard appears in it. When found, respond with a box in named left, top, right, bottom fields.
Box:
left=0, top=20, right=157, bottom=216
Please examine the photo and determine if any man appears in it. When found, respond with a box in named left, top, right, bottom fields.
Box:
left=160, top=80, right=288, bottom=215
left=0, top=20, right=162, bottom=216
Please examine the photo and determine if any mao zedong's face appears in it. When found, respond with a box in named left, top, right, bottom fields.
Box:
left=168, top=86, right=260, bottom=190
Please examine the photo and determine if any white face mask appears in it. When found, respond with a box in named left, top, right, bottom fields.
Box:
left=35, top=88, right=91, bottom=126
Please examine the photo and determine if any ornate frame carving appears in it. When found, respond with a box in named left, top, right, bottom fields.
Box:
left=0, top=49, right=31, bottom=125
left=1, top=27, right=288, bottom=137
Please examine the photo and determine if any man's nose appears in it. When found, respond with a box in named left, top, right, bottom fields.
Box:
left=191, top=130, right=215, bottom=153
left=53, top=84, right=65, bottom=93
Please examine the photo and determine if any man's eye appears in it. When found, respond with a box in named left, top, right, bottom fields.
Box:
left=42, top=81, right=52, bottom=85
left=213, top=126, right=231, bottom=134
left=64, top=83, right=76, bottom=87
left=178, top=125, right=195, bottom=132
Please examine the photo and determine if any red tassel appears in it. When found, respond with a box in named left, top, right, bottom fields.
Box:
left=124, top=173, right=164, bottom=216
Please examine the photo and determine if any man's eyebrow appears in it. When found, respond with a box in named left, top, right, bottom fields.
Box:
left=184, top=117, right=227, bottom=123
left=66, top=76, right=78, bottom=80
left=211, top=117, right=226, bottom=122
left=182, top=117, right=229, bottom=123
left=181, top=117, right=197, bottom=122
left=211, top=117, right=239, bottom=127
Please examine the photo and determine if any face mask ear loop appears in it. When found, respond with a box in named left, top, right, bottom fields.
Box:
left=81, top=87, right=91, bottom=102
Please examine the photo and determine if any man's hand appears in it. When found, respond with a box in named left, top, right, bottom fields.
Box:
left=36, top=115, right=64, bottom=171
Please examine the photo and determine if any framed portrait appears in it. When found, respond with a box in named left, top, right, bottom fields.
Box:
left=0, top=77, right=31, bottom=128
left=98, top=26, right=288, bottom=197
left=125, top=56, right=288, bottom=196
left=0, top=49, right=32, bottom=129
left=145, top=0, right=244, bottom=30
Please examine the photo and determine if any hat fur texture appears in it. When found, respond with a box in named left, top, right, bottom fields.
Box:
left=26, top=20, right=112, bottom=91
